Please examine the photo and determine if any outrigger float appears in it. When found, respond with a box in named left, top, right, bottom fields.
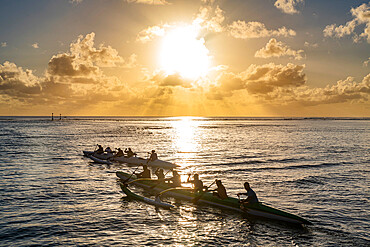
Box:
left=116, top=171, right=312, bottom=225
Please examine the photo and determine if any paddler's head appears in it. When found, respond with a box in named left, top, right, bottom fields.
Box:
left=244, top=182, right=250, bottom=191
left=194, top=174, right=199, bottom=180
left=216, top=179, right=222, bottom=186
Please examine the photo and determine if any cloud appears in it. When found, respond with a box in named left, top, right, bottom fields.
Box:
left=364, top=57, right=370, bottom=67
left=323, top=2, right=370, bottom=43
left=136, top=24, right=170, bottom=43
left=274, top=0, right=304, bottom=15
left=208, top=63, right=306, bottom=99
left=227, top=21, right=296, bottom=39
left=125, top=0, right=170, bottom=5
left=0, top=33, right=137, bottom=111
left=32, top=43, right=39, bottom=49
left=290, top=74, right=370, bottom=106
left=304, top=41, right=318, bottom=48
left=1, top=42, right=7, bottom=47
left=193, top=5, right=225, bottom=33
left=255, top=38, right=304, bottom=60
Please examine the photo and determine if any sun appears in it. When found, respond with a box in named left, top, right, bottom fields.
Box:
left=159, top=25, right=211, bottom=80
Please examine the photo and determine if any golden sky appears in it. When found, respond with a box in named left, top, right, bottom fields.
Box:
left=0, top=0, right=369, bottom=116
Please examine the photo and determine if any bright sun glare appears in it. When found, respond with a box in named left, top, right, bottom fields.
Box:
left=159, top=26, right=210, bottom=80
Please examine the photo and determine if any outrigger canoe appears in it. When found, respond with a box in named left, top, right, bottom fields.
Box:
left=116, top=171, right=312, bottom=225
left=88, top=155, right=112, bottom=165
left=120, top=183, right=174, bottom=209
left=83, top=150, right=178, bottom=169
left=83, top=151, right=114, bottom=160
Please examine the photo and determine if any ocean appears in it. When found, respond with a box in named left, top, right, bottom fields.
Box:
left=0, top=117, right=369, bottom=246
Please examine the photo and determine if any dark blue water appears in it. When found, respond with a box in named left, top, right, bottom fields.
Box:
left=0, top=117, right=369, bottom=246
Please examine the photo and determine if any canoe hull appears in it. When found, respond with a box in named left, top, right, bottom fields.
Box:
left=120, top=183, right=174, bottom=209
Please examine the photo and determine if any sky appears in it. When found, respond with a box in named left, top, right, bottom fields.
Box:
left=0, top=0, right=369, bottom=117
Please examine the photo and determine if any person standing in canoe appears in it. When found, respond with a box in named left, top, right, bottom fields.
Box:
left=136, top=164, right=151, bottom=179
left=187, top=174, right=205, bottom=193
left=237, top=182, right=259, bottom=204
left=210, top=179, right=228, bottom=199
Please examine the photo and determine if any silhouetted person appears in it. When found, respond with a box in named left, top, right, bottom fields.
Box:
left=125, top=148, right=136, bottom=158
left=167, top=170, right=181, bottom=187
left=187, top=174, right=205, bottom=193
left=95, top=145, right=103, bottom=154
left=148, top=150, right=158, bottom=162
left=136, top=164, right=151, bottom=179
left=105, top=146, right=113, bottom=153
left=154, top=168, right=165, bottom=181
left=237, top=182, right=259, bottom=204
left=114, top=148, right=124, bottom=157
left=210, top=179, right=228, bottom=199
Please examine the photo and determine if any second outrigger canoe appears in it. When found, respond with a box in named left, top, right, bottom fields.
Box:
left=83, top=150, right=178, bottom=169
left=116, top=171, right=312, bottom=225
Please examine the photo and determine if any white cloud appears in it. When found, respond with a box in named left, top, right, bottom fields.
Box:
left=136, top=24, right=170, bottom=43
left=274, top=0, right=304, bottom=15
left=323, top=2, right=370, bottom=43
left=32, top=43, right=39, bottom=49
left=1, top=42, right=7, bottom=47
left=255, top=38, right=304, bottom=60
left=227, top=21, right=296, bottom=39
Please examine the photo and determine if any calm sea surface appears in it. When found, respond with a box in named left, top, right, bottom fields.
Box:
left=0, top=117, right=369, bottom=246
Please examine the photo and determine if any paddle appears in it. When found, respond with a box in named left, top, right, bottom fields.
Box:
left=122, top=167, right=140, bottom=184
left=149, top=169, right=172, bottom=189
left=191, top=180, right=216, bottom=203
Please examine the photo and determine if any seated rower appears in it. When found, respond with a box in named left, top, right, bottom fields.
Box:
left=187, top=174, right=205, bottom=193
left=148, top=150, right=158, bottom=163
left=95, top=144, right=104, bottom=154
left=154, top=168, right=165, bottom=181
left=237, top=182, right=259, bottom=204
left=113, top=148, right=124, bottom=157
left=210, top=179, right=228, bottom=199
left=124, top=148, right=136, bottom=158
left=166, top=170, right=181, bottom=187
left=105, top=146, right=113, bottom=153
left=136, top=164, right=151, bottom=179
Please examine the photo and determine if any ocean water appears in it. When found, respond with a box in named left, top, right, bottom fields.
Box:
left=0, top=116, right=369, bottom=246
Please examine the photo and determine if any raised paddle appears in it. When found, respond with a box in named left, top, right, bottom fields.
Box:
left=122, top=166, right=140, bottom=184
left=191, top=180, right=217, bottom=203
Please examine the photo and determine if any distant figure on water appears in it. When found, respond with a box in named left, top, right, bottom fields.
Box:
left=187, top=174, right=205, bottom=193
left=125, top=148, right=136, bottom=158
left=167, top=170, right=181, bottom=187
left=237, top=182, right=259, bottom=204
left=210, top=179, right=228, bottom=199
left=105, top=146, right=113, bottom=153
left=148, top=150, right=158, bottom=162
left=114, top=148, right=124, bottom=157
left=95, top=144, right=104, bottom=154
left=154, top=168, right=165, bottom=181
left=136, top=164, right=151, bottom=179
